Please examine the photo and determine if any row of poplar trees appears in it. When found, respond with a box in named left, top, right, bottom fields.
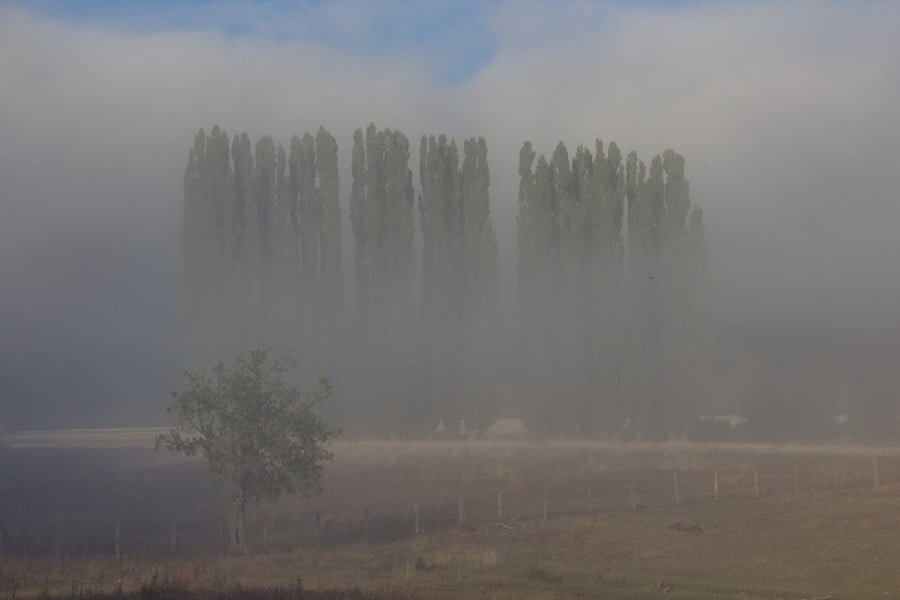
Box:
left=517, top=142, right=710, bottom=438
left=182, top=124, right=710, bottom=438
left=182, top=126, right=342, bottom=392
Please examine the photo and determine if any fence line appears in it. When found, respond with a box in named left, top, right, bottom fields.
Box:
left=4, top=454, right=897, bottom=557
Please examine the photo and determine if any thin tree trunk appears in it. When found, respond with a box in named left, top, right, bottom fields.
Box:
left=231, top=496, right=247, bottom=556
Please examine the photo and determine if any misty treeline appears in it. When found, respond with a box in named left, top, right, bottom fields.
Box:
left=182, top=124, right=709, bottom=439
left=517, top=143, right=710, bottom=438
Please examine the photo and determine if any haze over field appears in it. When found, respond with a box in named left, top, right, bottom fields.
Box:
left=2, top=1, right=900, bottom=434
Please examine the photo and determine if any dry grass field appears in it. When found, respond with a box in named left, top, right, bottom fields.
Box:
left=3, top=438, right=900, bottom=598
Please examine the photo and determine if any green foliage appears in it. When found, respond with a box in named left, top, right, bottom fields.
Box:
left=182, top=127, right=236, bottom=368
left=156, top=349, right=337, bottom=504
left=183, top=125, right=343, bottom=386
left=419, top=134, right=461, bottom=313
left=418, top=134, right=499, bottom=428
left=351, top=124, right=415, bottom=306
left=253, top=137, right=277, bottom=287
left=517, top=138, right=709, bottom=438
left=383, top=129, right=416, bottom=287
left=350, top=128, right=369, bottom=296
left=293, top=133, right=318, bottom=292
left=516, top=141, right=537, bottom=296
left=460, top=137, right=497, bottom=312
left=317, top=126, right=343, bottom=324
left=232, top=133, right=256, bottom=274
left=348, top=124, right=417, bottom=432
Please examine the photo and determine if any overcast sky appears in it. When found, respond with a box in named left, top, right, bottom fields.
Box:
left=2, top=1, right=899, bottom=428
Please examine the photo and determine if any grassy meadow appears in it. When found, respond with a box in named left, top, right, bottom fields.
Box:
left=2, top=437, right=900, bottom=598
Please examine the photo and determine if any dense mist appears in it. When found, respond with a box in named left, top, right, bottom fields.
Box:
left=179, top=124, right=708, bottom=438
left=2, top=2, right=900, bottom=440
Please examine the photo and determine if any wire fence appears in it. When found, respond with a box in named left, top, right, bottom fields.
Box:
left=1, top=446, right=892, bottom=559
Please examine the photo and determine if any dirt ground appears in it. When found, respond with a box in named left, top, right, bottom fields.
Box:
left=3, top=440, right=900, bottom=598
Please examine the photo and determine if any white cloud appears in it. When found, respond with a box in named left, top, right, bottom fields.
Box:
left=2, top=0, right=900, bottom=349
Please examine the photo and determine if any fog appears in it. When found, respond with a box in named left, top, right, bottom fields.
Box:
left=2, top=1, right=900, bottom=436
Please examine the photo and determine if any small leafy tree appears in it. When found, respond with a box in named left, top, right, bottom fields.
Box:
left=156, top=348, right=337, bottom=554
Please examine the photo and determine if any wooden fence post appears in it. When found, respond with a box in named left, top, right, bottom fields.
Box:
left=114, top=521, right=120, bottom=560
left=714, top=471, right=719, bottom=502
left=873, top=456, right=880, bottom=489
left=630, top=484, right=637, bottom=511
left=457, top=493, right=464, bottom=528
left=412, top=503, right=419, bottom=535
left=753, top=467, right=760, bottom=498
left=542, top=491, right=548, bottom=522
left=673, top=473, right=680, bottom=505
left=496, top=490, right=503, bottom=521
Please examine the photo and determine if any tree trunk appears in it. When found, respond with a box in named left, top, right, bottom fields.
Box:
left=230, top=496, right=247, bottom=556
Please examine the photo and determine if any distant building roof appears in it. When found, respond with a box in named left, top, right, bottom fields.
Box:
left=699, top=415, right=747, bottom=428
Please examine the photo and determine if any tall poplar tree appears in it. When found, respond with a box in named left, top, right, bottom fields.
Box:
left=517, top=139, right=629, bottom=436
left=656, top=149, right=710, bottom=434
left=182, top=126, right=234, bottom=368
left=252, top=136, right=277, bottom=344
left=266, top=142, right=298, bottom=348
left=294, top=133, right=319, bottom=317
left=231, top=132, right=258, bottom=353
left=459, top=137, right=497, bottom=315
left=628, top=153, right=665, bottom=437
left=587, top=140, right=626, bottom=436
left=459, top=137, right=499, bottom=426
left=182, top=133, right=203, bottom=367
left=350, top=129, right=369, bottom=302
left=350, top=124, right=417, bottom=433
left=316, top=127, right=342, bottom=327
left=621, top=147, right=712, bottom=438
left=517, top=144, right=561, bottom=434
left=419, top=134, right=498, bottom=429
left=555, top=141, right=586, bottom=431
left=419, top=135, right=460, bottom=427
